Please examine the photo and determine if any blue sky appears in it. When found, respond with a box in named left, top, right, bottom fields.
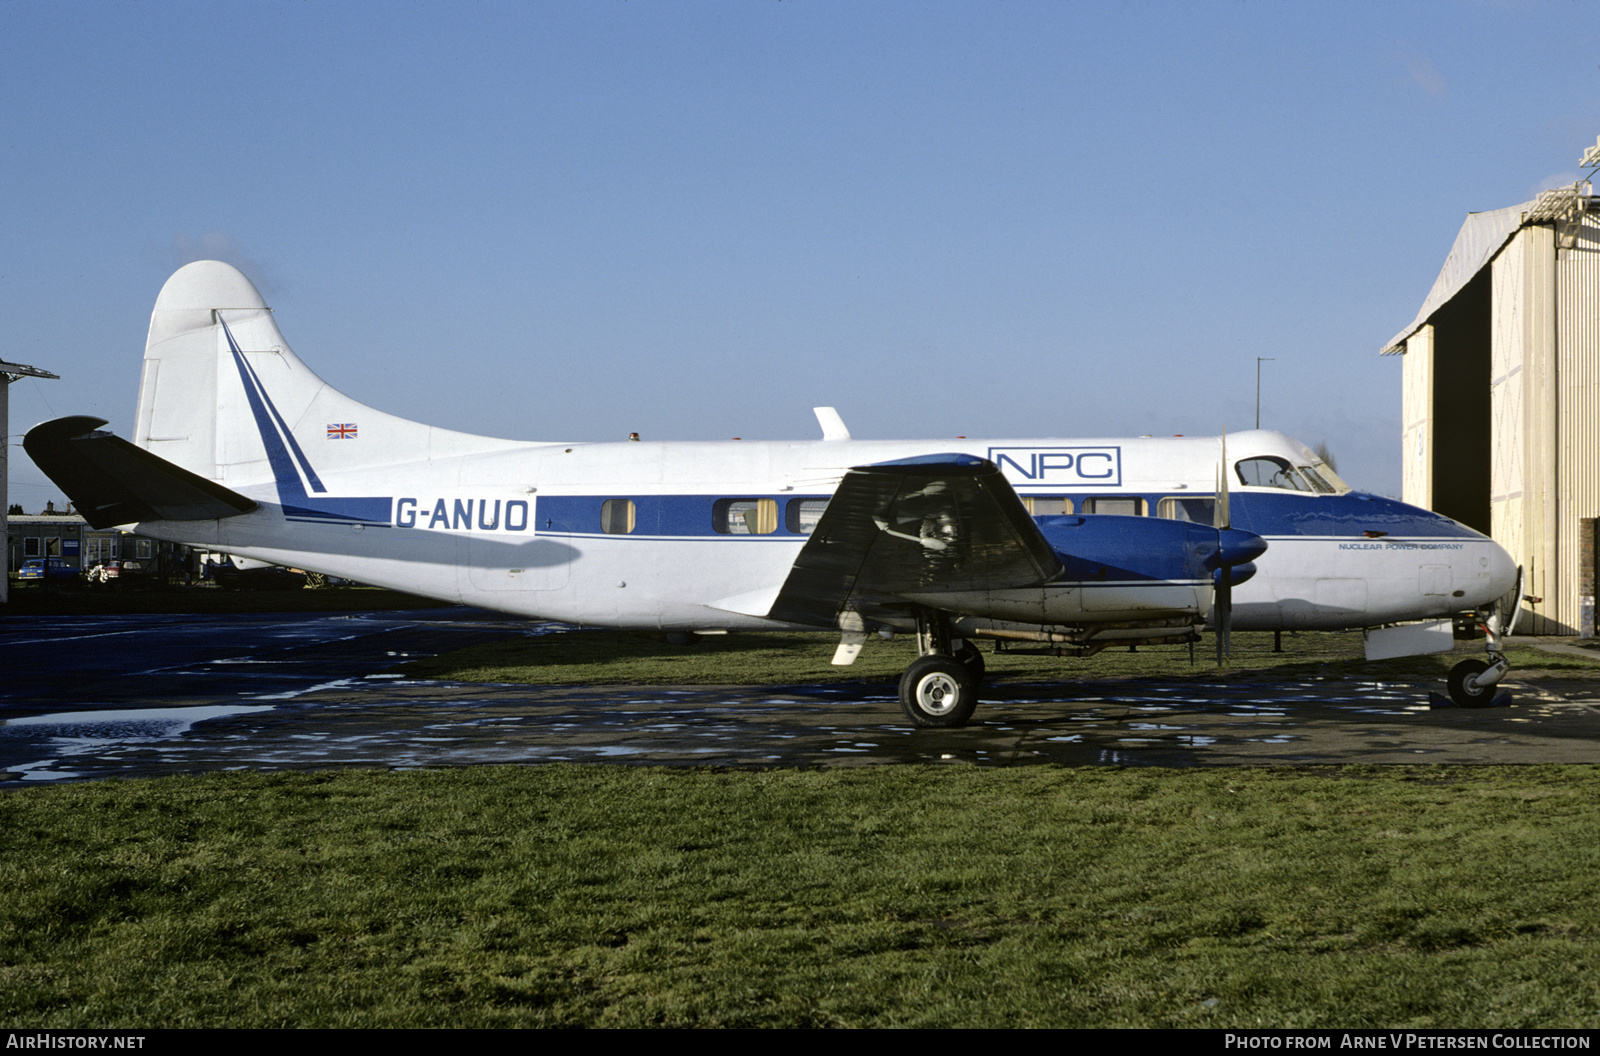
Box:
left=4, top=0, right=1598, bottom=511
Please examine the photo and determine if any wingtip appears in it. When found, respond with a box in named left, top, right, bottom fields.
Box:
left=24, top=416, right=111, bottom=448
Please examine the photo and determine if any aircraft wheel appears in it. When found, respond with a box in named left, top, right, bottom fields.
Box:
left=1448, top=659, right=1493, bottom=708
left=899, top=656, right=979, bottom=727
left=952, top=641, right=986, bottom=684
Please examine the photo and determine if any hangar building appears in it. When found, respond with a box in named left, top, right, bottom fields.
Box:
left=1382, top=170, right=1598, bottom=636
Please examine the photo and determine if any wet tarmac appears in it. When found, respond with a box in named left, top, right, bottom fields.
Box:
left=4, top=608, right=1600, bottom=781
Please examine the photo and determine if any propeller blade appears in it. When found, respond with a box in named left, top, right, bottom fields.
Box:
left=1214, top=431, right=1230, bottom=531
left=1215, top=572, right=1231, bottom=663
left=1215, top=431, right=1230, bottom=666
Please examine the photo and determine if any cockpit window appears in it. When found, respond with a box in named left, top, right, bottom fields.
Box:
left=1235, top=456, right=1351, bottom=495
left=1235, top=456, right=1312, bottom=492
left=1304, top=461, right=1350, bottom=494
left=1297, top=465, right=1330, bottom=493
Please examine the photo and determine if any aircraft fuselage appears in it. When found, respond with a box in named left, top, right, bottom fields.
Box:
left=127, top=431, right=1514, bottom=636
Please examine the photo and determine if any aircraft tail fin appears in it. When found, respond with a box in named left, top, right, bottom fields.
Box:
left=135, top=261, right=524, bottom=492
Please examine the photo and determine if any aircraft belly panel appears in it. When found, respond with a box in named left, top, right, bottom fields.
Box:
left=466, top=534, right=575, bottom=592
left=209, top=513, right=468, bottom=605
left=899, top=582, right=1203, bottom=624
left=492, top=535, right=807, bottom=628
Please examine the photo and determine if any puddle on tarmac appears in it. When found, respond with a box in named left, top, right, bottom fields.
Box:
left=2, top=704, right=281, bottom=781
left=2, top=669, right=1592, bottom=782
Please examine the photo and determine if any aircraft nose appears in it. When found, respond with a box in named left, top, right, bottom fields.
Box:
left=1485, top=537, right=1517, bottom=602
left=1458, top=535, right=1517, bottom=610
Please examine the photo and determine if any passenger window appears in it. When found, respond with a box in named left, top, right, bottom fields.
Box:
left=1158, top=497, right=1216, bottom=522
left=715, top=498, right=778, bottom=535
left=785, top=498, right=829, bottom=534
left=1023, top=496, right=1073, bottom=515
left=1081, top=497, right=1144, bottom=516
left=600, top=499, right=636, bottom=534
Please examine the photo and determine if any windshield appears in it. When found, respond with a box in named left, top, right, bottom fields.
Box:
left=1235, top=456, right=1311, bottom=491
left=1235, top=455, right=1351, bottom=495
left=1303, top=460, right=1350, bottom=494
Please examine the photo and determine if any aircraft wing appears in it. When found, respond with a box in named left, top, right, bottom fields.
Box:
left=762, top=453, right=1064, bottom=627
left=23, top=416, right=258, bottom=530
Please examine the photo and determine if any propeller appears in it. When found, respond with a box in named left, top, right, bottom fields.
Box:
left=1215, top=431, right=1231, bottom=665
left=1208, top=429, right=1268, bottom=667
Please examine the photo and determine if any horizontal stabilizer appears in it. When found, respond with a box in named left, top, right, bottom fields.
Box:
left=24, top=416, right=259, bottom=529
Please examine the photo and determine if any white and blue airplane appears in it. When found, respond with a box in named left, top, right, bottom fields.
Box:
left=25, top=261, right=1521, bottom=725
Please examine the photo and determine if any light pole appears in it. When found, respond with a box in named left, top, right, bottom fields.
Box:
left=1, top=360, right=60, bottom=605
left=1255, top=357, right=1275, bottom=430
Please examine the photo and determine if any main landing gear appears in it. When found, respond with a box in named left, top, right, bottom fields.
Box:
left=898, top=609, right=982, bottom=727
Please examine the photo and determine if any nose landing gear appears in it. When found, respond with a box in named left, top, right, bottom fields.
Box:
left=1447, top=653, right=1506, bottom=707
left=1446, top=586, right=1519, bottom=707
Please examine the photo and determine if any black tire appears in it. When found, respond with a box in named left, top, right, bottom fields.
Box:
left=899, top=656, right=979, bottom=727
left=951, top=641, right=986, bottom=684
left=1448, top=658, right=1493, bottom=708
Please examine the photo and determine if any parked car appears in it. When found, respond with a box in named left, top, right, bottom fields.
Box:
left=17, top=557, right=78, bottom=584
left=86, top=559, right=145, bottom=585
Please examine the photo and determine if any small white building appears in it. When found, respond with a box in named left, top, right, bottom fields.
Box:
left=6, top=506, right=173, bottom=585
left=6, top=507, right=87, bottom=573
left=1383, top=178, right=1599, bottom=635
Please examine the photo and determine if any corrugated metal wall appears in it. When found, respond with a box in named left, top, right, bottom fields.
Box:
left=1396, top=206, right=1599, bottom=635
left=1400, top=324, right=1433, bottom=509
left=1492, top=225, right=1560, bottom=632
left=1490, top=233, right=1528, bottom=624
left=1556, top=213, right=1600, bottom=633
left=1486, top=214, right=1597, bottom=635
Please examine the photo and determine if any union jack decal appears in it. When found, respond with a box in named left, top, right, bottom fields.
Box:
left=327, top=423, right=358, bottom=440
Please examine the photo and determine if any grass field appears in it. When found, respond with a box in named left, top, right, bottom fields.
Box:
left=7, top=612, right=1599, bottom=1027
left=3, top=764, right=1599, bottom=1028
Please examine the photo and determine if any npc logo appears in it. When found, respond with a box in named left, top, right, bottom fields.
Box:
left=987, top=446, right=1122, bottom=488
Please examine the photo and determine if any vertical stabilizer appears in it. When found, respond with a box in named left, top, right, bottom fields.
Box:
left=135, top=261, right=526, bottom=492
left=136, top=261, right=263, bottom=482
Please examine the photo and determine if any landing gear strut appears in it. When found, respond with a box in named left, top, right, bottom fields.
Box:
left=898, top=608, right=981, bottom=727
left=951, top=640, right=986, bottom=683
left=1447, top=608, right=1512, bottom=708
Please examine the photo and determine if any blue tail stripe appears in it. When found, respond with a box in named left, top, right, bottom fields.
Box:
left=229, top=346, right=311, bottom=506
left=221, top=316, right=391, bottom=527
left=220, top=317, right=327, bottom=494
